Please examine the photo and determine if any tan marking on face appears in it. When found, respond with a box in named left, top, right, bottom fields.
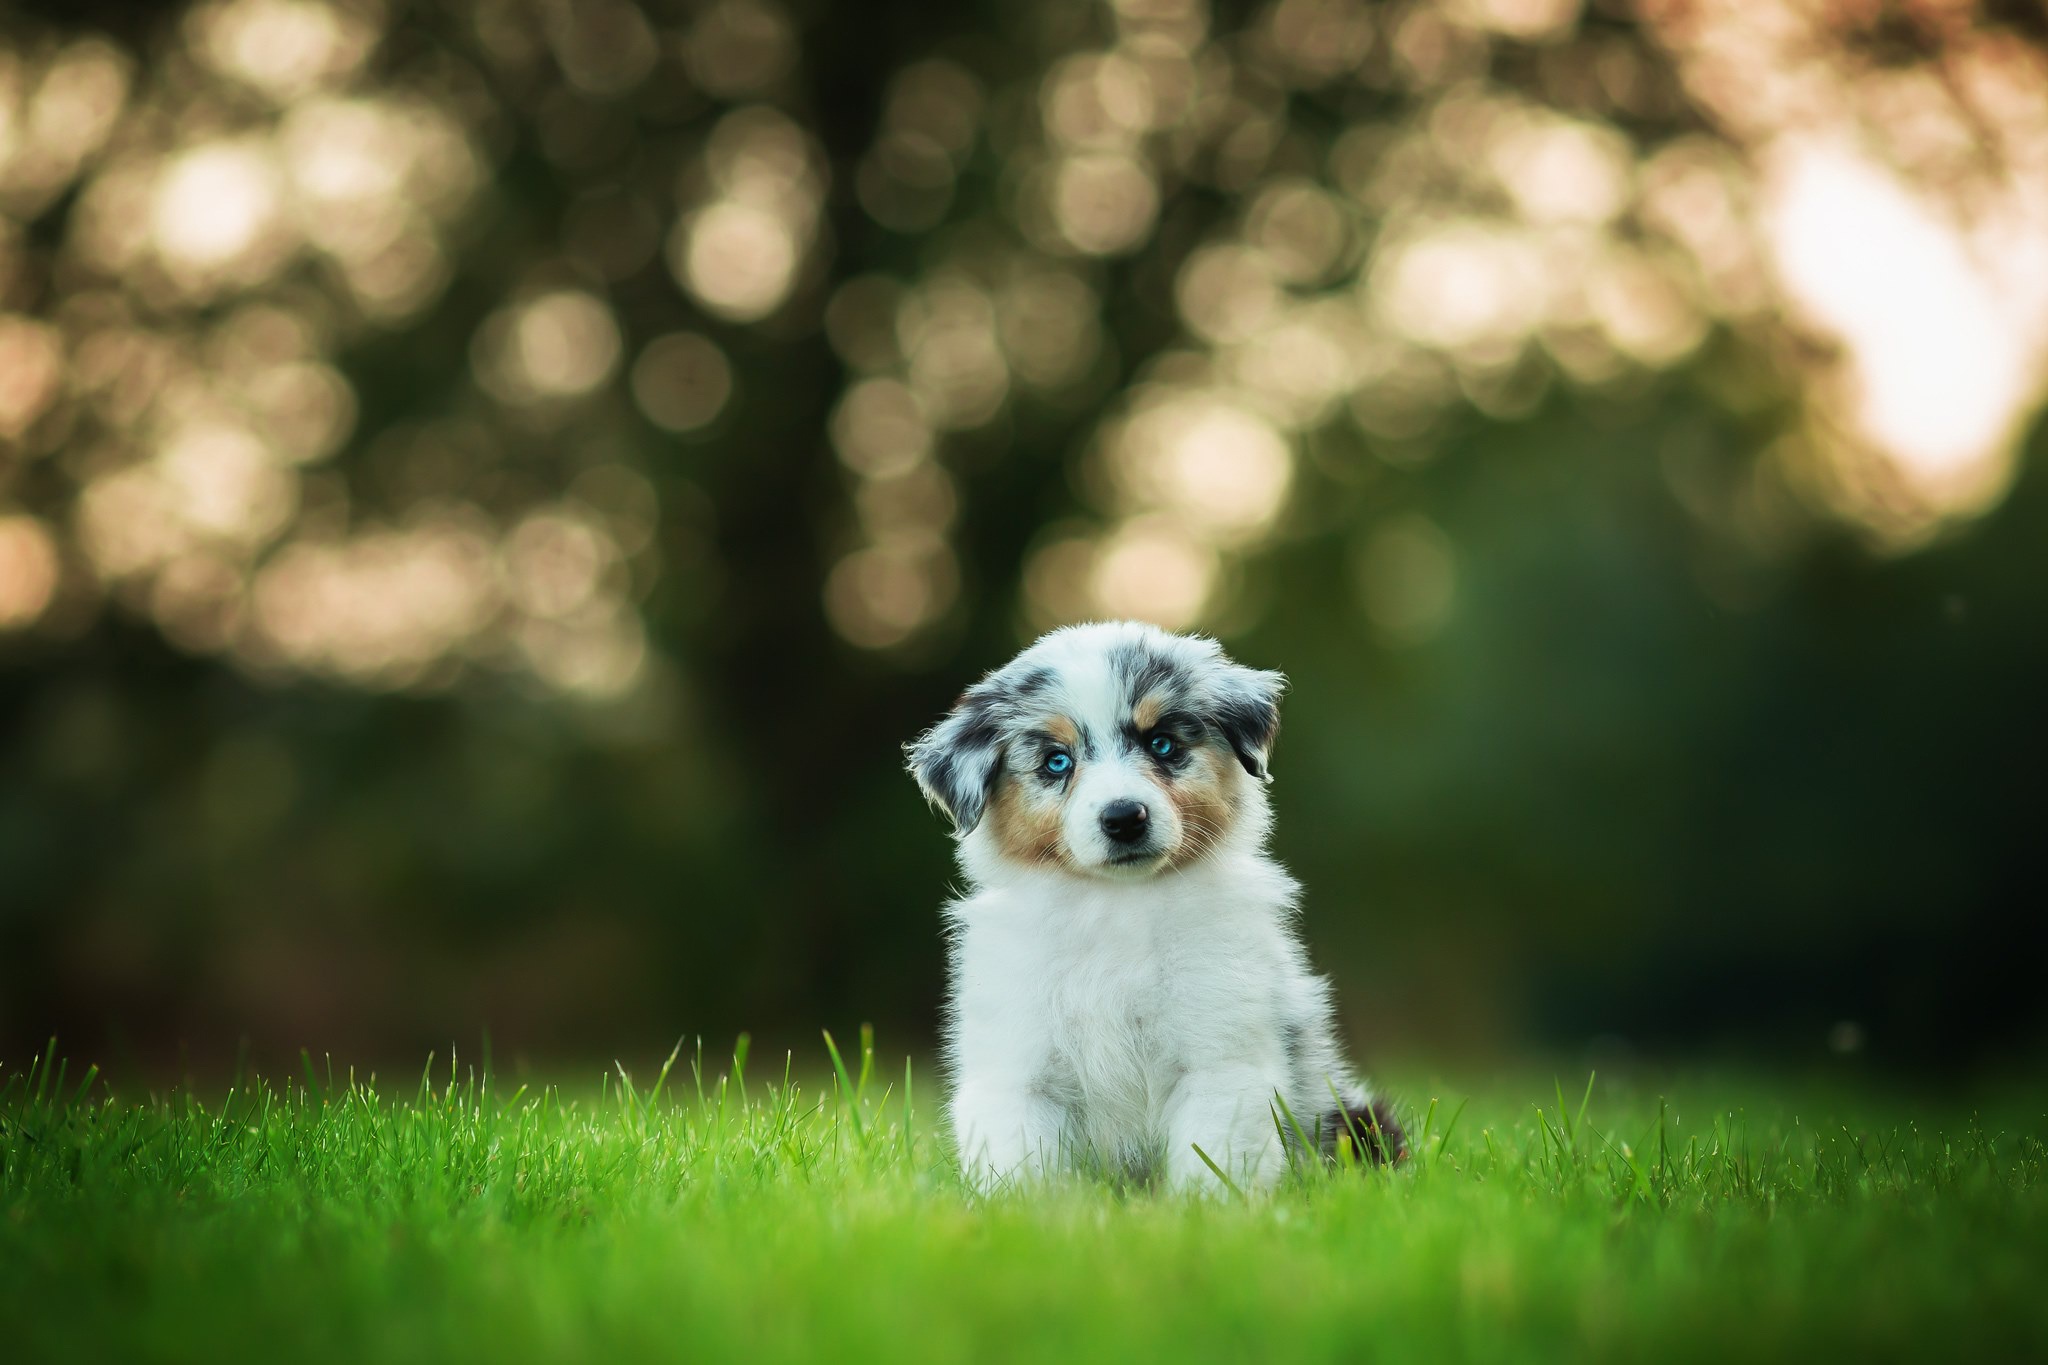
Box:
left=1131, top=693, right=1165, bottom=733
left=1157, top=744, right=1239, bottom=870
left=987, top=770, right=1072, bottom=869
left=1043, top=715, right=1080, bottom=750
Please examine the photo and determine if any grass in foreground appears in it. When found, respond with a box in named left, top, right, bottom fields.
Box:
left=2, top=1035, right=2044, bottom=1365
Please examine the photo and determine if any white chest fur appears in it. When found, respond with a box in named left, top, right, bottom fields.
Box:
left=943, top=835, right=1350, bottom=1189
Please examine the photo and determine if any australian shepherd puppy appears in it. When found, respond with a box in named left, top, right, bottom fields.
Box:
left=907, top=620, right=1403, bottom=1192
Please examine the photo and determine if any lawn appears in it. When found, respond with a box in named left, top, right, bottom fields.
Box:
left=3, top=1035, right=2043, bottom=1364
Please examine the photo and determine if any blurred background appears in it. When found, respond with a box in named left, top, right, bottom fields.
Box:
left=1, top=0, right=2044, bottom=1080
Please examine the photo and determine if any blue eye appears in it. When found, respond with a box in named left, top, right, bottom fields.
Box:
left=1148, top=735, right=1174, bottom=757
left=1044, top=752, right=1073, bottom=776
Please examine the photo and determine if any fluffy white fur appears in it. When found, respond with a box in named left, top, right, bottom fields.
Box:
left=908, top=621, right=1390, bottom=1192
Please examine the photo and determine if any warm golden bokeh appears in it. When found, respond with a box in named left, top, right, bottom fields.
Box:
left=2, top=0, right=2045, bottom=675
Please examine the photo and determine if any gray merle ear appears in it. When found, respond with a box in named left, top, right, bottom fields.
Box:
left=904, top=687, right=1005, bottom=834
left=1208, top=665, right=1286, bottom=782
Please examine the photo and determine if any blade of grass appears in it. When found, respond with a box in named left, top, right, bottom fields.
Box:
left=614, top=1060, right=643, bottom=1134
left=68, top=1063, right=100, bottom=1110
left=857, top=1023, right=875, bottom=1104
left=646, top=1038, right=685, bottom=1115
left=33, top=1037, right=56, bottom=1105
left=1323, top=1078, right=1374, bottom=1167
left=821, top=1030, right=867, bottom=1145
left=1272, top=1089, right=1318, bottom=1171
left=301, top=1049, right=325, bottom=1109
left=1189, top=1142, right=1246, bottom=1200
left=1433, top=1098, right=1468, bottom=1165
left=902, top=1057, right=916, bottom=1164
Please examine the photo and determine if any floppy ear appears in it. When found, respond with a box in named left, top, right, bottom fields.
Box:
left=1208, top=666, right=1286, bottom=782
left=905, top=687, right=1005, bottom=834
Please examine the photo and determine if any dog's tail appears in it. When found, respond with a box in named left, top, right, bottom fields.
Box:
left=1324, top=1097, right=1407, bottom=1166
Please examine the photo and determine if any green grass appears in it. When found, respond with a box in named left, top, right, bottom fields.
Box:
left=3, top=1034, right=2044, bottom=1364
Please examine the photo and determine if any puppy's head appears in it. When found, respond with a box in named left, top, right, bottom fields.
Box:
left=905, top=622, right=1284, bottom=879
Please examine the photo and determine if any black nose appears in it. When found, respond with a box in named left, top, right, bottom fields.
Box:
left=1100, top=800, right=1150, bottom=844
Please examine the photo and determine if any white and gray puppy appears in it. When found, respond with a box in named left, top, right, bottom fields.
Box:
left=907, top=620, right=1402, bottom=1192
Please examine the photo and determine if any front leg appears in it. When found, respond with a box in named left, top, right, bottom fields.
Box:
left=950, top=1077, right=1068, bottom=1192
left=1164, top=1063, right=1290, bottom=1192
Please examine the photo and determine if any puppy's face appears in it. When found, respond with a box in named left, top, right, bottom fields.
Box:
left=907, top=622, right=1284, bottom=880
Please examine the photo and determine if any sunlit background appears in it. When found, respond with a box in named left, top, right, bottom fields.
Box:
left=2, top=0, right=2044, bottom=1076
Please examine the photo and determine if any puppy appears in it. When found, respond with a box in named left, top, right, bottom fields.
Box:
left=907, top=620, right=1402, bottom=1192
